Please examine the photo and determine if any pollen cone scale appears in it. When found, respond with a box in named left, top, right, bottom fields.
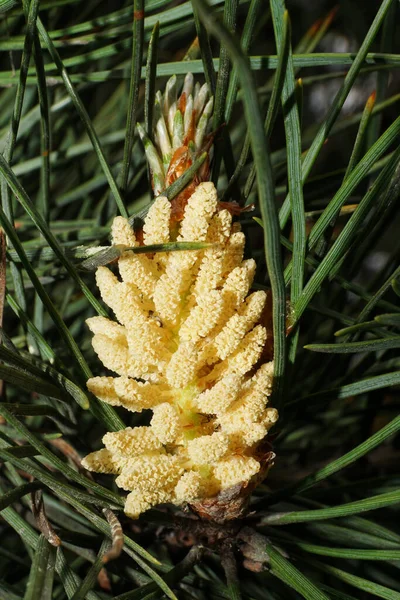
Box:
left=82, top=77, right=277, bottom=523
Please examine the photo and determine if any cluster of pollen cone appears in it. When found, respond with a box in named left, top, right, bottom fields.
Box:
left=82, top=75, right=278, bottom=521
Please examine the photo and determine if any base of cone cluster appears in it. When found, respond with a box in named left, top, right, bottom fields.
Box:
left=189, top=444, right=275, bottom=523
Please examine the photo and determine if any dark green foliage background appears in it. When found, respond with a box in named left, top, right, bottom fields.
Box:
left=0, top=0, right=400, bottom=598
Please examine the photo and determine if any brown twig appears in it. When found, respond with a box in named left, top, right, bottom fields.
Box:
left=170, top=544, right=205, bottom=579
left=155, top=509, right=279, bottom=576
left=50, top=437, right=93, bottom=478
left=31, top=488, right=61, bottom=547
left=238, top=526, right=278, bottom=572
left=102, top=507, right=124, bottom=563
left=97, top=566, right=112, bottom=592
